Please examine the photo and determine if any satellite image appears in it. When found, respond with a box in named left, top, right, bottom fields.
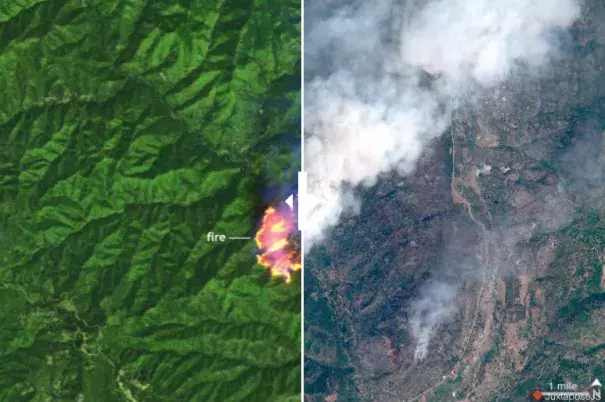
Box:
left=0, top=1, right=301, bottom=401
left=304, top=0, right=605, bottom=401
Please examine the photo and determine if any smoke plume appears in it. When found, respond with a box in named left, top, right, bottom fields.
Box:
left=408, top=280, right=459, bottom=361
left=304, top=0, right=582, bottom=250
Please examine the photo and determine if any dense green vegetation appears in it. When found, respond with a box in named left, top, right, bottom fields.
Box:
left=0, top=0, right=300, bottom=400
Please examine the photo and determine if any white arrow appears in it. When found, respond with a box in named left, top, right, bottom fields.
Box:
left=592, top=379, right=602, bottom=388
left=285, top=194, right=294, bottom=210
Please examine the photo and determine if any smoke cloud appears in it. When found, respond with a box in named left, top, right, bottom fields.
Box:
left=304, top=0, right=583, bottom=360
left=409, top=280, right=459, bottom=361
left=304, top=0, right=582, bottom=249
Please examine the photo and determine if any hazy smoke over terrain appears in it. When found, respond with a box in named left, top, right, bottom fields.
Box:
left=305, top=0, right=582, bottom=359
left=409, top=280, right=459, bottom=361
left=304, top=0, right=581, bottom=248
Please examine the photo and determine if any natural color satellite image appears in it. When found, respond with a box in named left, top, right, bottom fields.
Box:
left=4, top=0, right=605, bottom=401
left=0, top=0, right=301, bottom=401
left=304, top=0, right=605, bottom=401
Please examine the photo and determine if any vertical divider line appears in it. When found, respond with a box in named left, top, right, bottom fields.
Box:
left=300, top=0, right=305, bottom=397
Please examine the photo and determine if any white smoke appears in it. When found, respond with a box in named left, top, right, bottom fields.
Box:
left=304, top=0, right=582, bottom=250
left=409, top=280, right=459, bottom=361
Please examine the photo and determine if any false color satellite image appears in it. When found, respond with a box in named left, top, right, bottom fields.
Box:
left=304, top=0, right=605, bottom=401
left=0, top=0, right=301, bottom=401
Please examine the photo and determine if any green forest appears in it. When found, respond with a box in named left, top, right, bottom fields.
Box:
left=0, top=0, right=301, bottom=400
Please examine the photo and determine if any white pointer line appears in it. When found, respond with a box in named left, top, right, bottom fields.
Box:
left=227, top=236, right=252, bottom=240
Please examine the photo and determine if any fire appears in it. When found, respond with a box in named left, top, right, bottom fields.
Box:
left=255, top=205, right=301, bottom=283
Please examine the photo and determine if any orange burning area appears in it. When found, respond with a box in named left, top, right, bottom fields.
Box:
left=255, top=206, right=301, bottom=283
